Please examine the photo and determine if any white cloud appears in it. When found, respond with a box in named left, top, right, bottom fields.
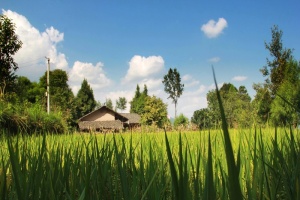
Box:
left=182, top=74, right=192, bottom=81
left=2, top=9, right=69, bottom=80
left=69, top=61, right=112, bottom=95
left=208, top=57, right=220, bottom=63
left=123, top=55, right=164, bottom=82
left=232, top=76, right=247, bottom=82
left=201, top=18, right=228, bottom=38
left=182, top=74, right=200, bottom=88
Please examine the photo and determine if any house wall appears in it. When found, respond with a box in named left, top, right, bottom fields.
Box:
left=81, top=108, right=115, bottom=121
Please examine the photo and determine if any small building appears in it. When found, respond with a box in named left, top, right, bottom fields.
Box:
left=78, top=106, right=141, bottom=132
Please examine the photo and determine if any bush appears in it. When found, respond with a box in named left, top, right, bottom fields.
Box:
left=0, top=100, right=66, bottom=134
left=173, top=113, right=189, bottom=129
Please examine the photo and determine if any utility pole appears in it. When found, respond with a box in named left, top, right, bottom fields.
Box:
left=46, top=57, right=50, bottom=114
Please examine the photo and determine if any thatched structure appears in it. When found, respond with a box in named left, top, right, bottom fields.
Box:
left=78, top=106, right=140, bottom=132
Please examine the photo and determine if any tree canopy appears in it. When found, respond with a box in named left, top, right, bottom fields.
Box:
left=0, top=15, right=22, bottom=95
left=130, top=84, right=148, bottom=115
left=162, top=68, right=184, bottom=118
left=141, top=95, right=168, bottom=128
left=74, top=79, right=96, bottom=119
left=116, top=97, right=127, bottom=112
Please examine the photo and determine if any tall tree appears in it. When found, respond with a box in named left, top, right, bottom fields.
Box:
left=0, top=15, right=22, bottom=95
left=162, top=68, right=184, bottom=118
left=15, top=76, right=43, bottom=103
left=141, top=95, right=168, bottom=128
left=130, top=84, right=148, bottom=114
left=207, top=83, right=253, bottom=128
left=105, top=98, right=113, bottom=110
left=40, top=69, right=74, bottom=112
left=116, top=97, right=127, bottom=112
left=260, top=25, right=293, bottom=95
left=252, top=83, right=272, bottom=125
left=270, top=59, right=300, bottom=126
left=75, top=79, right=96, bottom=119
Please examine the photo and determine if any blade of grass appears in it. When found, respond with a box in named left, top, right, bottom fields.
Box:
left=164, top=129, right=179, bottom=199
left=204, top=132, right=216, bottom=200
left=212, top=67, right=243, bottom=199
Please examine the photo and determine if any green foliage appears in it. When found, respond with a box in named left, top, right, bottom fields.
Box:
left=15, top=76, right=44, bottom=104
left=191, top=108, right=212, bottom=129
left=141, top=95, right=168, bottom=128
left=270, top=59, right=300, bottom=126
left=40, top=69, right=74, bottom=111
left=207, top=83, right=252, bottom=128
left=105, top=98, right=113, bottom=110
left=130, top=84, right=148, bottom=115
left=0, top=15, right=22, bottom=95
left=0, top=100, right=66, bottom=134
left=162, top=68, right=184, bottom=117
left=74, top=79, right=96, bottom=119
left=40, top=69, right=75, bottom=128
left=261, top=25, right=293, bottom=95
left=116, top=97, right=127, bottom=112
left=173, top=113, right=189, bottom=128
left=252, top=83, right=272, bottom=125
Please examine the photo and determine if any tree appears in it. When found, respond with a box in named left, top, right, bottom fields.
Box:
left=270, top=59, right=300, bottom=126
left=191, top=108, right=212, bottom=129
left=130, top=84, right=148, bottom=114
left=162, top=68, right=184, bottom=118
left=207, top=83, right=253, bottom=128
left=252, top=83, right=272, bottom=125
left=174, top=113, right=189, bottom=129
left=15, top=76, right=43, bottom=103
left=260, top=25, right=293, bottom=95
left=0, top=15, right=22, bottom=94
left=40, top=69, right=74, bottom=112
left=116, top=97, right=127, bottom=112
left=75, top=79, right=96, bottom=119
left=141, top=95, right=168, bottom=128
left=105, top=98, right=113, bottom=110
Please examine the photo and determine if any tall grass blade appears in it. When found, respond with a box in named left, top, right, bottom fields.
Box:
left=164, top=129, right=179, bottom=199
left=204, top=132, right=216, bottom=200
left=7, top=136, right=24, bottom=200
left=212, top=67, right=243, bottom=199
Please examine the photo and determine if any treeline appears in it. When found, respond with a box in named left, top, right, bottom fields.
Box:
left=192, top=26, right=300, bottom=129
left=1, top=14, right=300, bottom=133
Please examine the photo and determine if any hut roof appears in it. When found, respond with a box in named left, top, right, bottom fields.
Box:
left=78, top=106, right=128, bottom=121
left=78, top=120, right=123, bottom=130
left=119, top=113, right=141, bottom=124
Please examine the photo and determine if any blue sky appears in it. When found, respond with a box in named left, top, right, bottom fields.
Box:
left=2, top=0, right=300, bottom=118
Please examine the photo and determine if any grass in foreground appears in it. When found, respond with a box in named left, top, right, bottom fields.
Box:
left=0, top=128, right=299, bottom=199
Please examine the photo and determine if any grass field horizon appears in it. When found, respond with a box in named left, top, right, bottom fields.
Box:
left=1, top=128, right=299, bottom=199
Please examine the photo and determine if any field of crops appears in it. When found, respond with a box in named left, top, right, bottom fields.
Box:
left=0, top=128, right=299, bottom=200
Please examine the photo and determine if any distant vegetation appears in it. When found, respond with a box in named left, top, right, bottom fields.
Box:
left=1, top=15, right=299, bottom=133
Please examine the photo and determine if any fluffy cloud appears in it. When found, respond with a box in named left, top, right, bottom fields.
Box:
left=182, top=74, right=200, bottom=88
left=2, top=9, right=112, bottom=99
left=123, top=55, right=164, bottom=82
left=69, top=61, right=112, bottom=95
left=201, top=18, right=228, bottom=38
left=2, top=10, right=68, bottom=80
left=232, top=76, right=247, bottom=82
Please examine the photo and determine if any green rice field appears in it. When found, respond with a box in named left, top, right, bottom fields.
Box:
left=0, top=128, right=299, bottom=199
